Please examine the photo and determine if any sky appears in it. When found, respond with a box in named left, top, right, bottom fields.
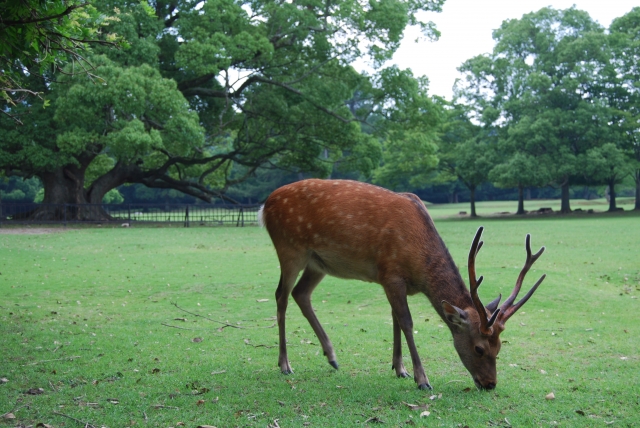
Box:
left=387, top=0, right=638, bottom=100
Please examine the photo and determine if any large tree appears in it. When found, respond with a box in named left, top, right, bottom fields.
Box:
left=1, top=0, right=446, bottom=219
left=609, top=7, right=640, bottom=211
left=456, top=7, right=610, bottom=213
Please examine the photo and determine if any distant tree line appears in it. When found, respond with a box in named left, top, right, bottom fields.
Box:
left=1, top=2, right=638, bottom=218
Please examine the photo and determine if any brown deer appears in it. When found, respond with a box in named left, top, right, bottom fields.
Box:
left=259, top=179, right=546, bottom=390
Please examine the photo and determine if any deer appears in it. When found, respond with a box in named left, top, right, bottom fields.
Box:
left=259, top=179, right=546, bottom=390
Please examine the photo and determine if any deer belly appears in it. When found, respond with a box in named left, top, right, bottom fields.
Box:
left=308, top=250, right=378, bottom=283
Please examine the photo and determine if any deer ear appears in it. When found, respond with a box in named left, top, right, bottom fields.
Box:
left=442, top=301, right=469, bottom=327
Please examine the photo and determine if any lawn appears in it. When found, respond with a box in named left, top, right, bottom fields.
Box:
left=1, top=209, right=638, bottom=427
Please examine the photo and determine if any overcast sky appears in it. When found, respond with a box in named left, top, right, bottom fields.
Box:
left=386, top=0, right=638, bottom=100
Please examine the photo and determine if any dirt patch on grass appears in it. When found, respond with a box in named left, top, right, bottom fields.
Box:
left=0, top=227, right=69, bottom=235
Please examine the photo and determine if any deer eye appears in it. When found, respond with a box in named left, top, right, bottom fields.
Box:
left=475, top=346, right=485, bottom=356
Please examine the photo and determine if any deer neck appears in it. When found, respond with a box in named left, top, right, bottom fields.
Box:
left=418, top=241, right=474, bottom=323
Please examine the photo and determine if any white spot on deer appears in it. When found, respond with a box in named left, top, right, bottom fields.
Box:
left=283, top=198, right=288, bottom=204
left=307, top=223, right=312, bottom=229
left=298, top=216, right=304, bottom=222
left=311, top=198, right=318, bottom=204
left=289, top=208, right=294, bottom=213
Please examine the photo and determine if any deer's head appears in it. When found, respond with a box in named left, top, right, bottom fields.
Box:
left=442, top=227, right=546, bottom=390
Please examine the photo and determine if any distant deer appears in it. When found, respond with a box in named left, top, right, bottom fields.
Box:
left=259, top=179, right=546, bottom=390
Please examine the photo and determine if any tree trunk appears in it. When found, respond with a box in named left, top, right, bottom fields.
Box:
left=608, top=181, right=617, bottom=212
left=516, top=184, right=525, bottom=215
left=560, top=181, right=571, bottom=214
left=635, top=170, right=640, bottom=211
left=31, top=163, right=113, bottom=221
left=470, top=186, right=477, bottom=218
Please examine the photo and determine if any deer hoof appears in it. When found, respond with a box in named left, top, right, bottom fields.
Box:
left=329, top=360, right=339, bottom=370
left=397, top=372, right=411, bottom=379
left=418, top=382, right=433, bottom=390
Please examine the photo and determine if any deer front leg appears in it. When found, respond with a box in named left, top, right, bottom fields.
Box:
left=292, top=267, right=338, bottom=369
left=384, top=281, right=432, bottom=390
left=392, top=312, right=410, bottom=378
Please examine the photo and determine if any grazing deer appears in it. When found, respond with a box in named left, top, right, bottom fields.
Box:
left=259, top=179, right=546, bottom=390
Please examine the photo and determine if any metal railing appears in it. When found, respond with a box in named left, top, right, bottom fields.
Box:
left=0, top=203, right=262, bottom=227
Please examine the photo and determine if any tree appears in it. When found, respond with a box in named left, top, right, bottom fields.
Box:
left=0, top=0, right=121, bottom=124
left=1, top=0, right=446, bottom=219
left=489, top=152, right=550, bottom=214
left=456, top=7, right=610, bottom=213
left=580, top=143, right=634, bottom=211
left=609, top=8, right=640, bottom=211
left=436, top=103, right=494, bottom=217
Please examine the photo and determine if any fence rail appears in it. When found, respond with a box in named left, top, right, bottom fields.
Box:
left=0, top=203, right=262, bottom=227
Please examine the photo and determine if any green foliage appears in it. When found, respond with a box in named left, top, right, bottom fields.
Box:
left=0, top=0, right=124, bottom=121
left=102, top=188, right=124, bottom=204
left=455, top=6, right=638, bottom=212
left=0, top=176, right=42, bottom=202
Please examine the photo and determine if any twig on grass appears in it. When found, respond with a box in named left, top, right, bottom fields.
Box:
left=161, top=322, right=196, bottom=330
left=171, top=302, right=243, bottom=329
left=52, top=410, right=97, bottom=428
left=24, top=356, right=81, bottom=366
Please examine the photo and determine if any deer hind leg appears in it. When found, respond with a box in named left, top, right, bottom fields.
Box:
left=391, top=312, right=410, bottom=378
left=383, top=280, right=432, bottom=390
left=291, top=266, right=338, bottom=369
left=275, top=258, right=305, bottom=375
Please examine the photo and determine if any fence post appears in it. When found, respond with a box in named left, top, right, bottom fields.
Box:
left=64, top=204, right=67, bottom=227
left=184, top=205, right=190, bottom=227
left=128, top=204, right=131, bottom=223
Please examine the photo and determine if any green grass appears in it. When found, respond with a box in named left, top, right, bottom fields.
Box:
left=1, top=210, right=639, bottom=427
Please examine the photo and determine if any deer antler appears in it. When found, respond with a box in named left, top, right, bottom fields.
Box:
left=468, top=227, right=500, bottom=335
left=498, top=234, right=546, bottom=327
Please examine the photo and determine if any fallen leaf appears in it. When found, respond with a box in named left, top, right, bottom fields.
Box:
left=402, top=401, right=429, bottom=411
left=108, top=398, right=119, bottom=404
left=212, top=397, right=219, bottom=403
left=26, top=388, right=45, bottom=395
left=211, top=370, right=226, bottom=375
left=256, top=299, right=269, bottom=302
left=175, top=318, right=187, bottom=322
left=620, top=357, right=628, bottom=360
left=196, top=399, right=205, bottom=406
left=0, top=378, right=8, bottom=384
left=462, top=387, right=472, bottom=392
left=576, top=410, right=585, bottom=416
left=152, top=368, right=160, bottom=374
left=177, top=423, right=185, bottom=426
left=364, top=416, right=384, bottom=423
left=545, top=392, right=555, bottom=400
left=192, top=337, right=203, bottom=343
left=420, top=411, right=430, bottom=418
left=2, top=413, right=15, bottom=419
left=36, top=424, right=54, bottom=428
left=540, top=370, right=547, bottom=374
left=197, top=426, right=217, bottom=428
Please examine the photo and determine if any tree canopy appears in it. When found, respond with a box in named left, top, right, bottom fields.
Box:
left=1, top=0, right=446, bottom=218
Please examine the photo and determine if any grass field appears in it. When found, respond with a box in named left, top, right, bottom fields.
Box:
left=1, top=207, right=639, bottom=427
